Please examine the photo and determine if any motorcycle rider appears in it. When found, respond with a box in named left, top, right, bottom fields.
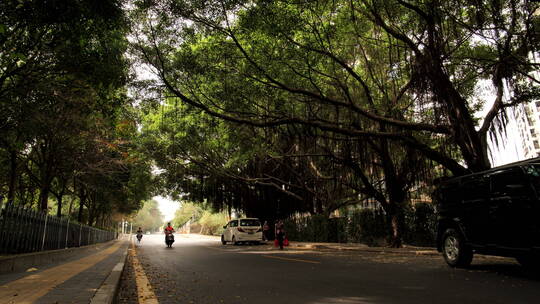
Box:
left=136, top=227, right=143, bottom=243
left=164, top=222, right=175, bottom=247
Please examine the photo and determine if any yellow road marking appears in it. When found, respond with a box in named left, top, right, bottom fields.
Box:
left=0, top=241, right=122, bottom=304
left=261, top=255, right=321, bottom=264
left=130, top=241, right=159, bottom=304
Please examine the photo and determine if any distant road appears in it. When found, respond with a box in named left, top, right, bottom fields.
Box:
left=120, top=234, right=540, bottom=304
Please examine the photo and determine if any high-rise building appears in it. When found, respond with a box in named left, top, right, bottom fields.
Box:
left=514, top=102, right=540, bottom=159
left=490, top=50, right=539, bottom=166
left=510, top=50, right=540, bottom=162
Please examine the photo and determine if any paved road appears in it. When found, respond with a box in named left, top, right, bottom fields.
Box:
left=119, top=234, right=540, bottom=304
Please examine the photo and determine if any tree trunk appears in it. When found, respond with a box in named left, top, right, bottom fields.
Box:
left=39, top=180, right=51, bottom=212
left=67, top=195, right=75, bottom=219
left=88, top=211, right=94, bottom=226
left=7, top=149, right=18, bottom=206
left=377, top=135, right=407, bottom=248
left=426, top=55, right=491, bottom=172
left=96, top=213, right=103, bottom=228
left=54, top=179, right=67, bottom=217
left=87, top=199, right=95, bottom=226
left=56, top=194, right=63, bottom=218
left=78, top=201, right=84, bottom=223
left=387, top=204, right=404, bottom=248
left=78, top=190, right=86, bottom=223
left=38, top=155, right=54, bottom=212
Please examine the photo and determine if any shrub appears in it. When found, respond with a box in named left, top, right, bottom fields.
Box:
left=283, top=203, right=436, bottom=247
left=328, top=217, right=348, bottom=243
left=404, top=203, right=437, bottom=246
left=198, top=211, right=228, bottom=235
left=349, top=209, right=387, bottom=246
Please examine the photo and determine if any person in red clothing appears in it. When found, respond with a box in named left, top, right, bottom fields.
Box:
left=164, top=222, right=175, bottom=247
left=164, top=222, right=175, bottom=233
left=275, top=220, right=285, bottom=250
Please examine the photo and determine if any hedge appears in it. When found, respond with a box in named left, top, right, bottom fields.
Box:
left=283, top=203, right=437, bottom=247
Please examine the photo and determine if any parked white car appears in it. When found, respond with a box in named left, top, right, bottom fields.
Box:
left=221, top=218, right=263, bottom=245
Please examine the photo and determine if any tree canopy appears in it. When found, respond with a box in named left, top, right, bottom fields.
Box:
left=133, top=199, right=164, bottom=232
left=131, top=0, right=540, bottom=245
left=2, top=0, right=539, bottom=244
left=0, top=0, right=154, bottom=228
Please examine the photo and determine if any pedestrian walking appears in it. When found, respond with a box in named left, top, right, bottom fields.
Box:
left=262, top=221, right=270, bottom=241
left=275, top=220, right=285, bottom=250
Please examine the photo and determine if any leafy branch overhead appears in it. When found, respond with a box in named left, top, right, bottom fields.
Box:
left=133, top=0, right=540, bottom=175
left=0, top=0, right=154, bottom=227
left=132, top=0, right=539, bottom=247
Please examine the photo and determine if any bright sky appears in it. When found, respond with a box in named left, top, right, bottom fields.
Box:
left=487, top=115, right=522, bottom=167
left=475, top=80, right=523, bottom=167
left=153, top=195, right=180, bottom=222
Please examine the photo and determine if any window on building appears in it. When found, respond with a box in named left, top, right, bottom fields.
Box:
left=534, top=140, right=539, bottom=149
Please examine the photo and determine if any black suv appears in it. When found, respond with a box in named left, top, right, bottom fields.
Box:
left=434, top=157, right=540, bottom=268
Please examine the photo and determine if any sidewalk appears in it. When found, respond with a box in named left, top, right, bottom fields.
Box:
left=287, top=241, right=439, bottom=256
left=0, top=239, right=129, bottom=304
left=185, top=233, right=439, bottom=256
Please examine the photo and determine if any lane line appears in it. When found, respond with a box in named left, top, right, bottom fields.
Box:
left=0, top=241, right=122, bottom=304
left=261, top=255, right=321, bottom=264
left=130, top=241, right=159, bottom=304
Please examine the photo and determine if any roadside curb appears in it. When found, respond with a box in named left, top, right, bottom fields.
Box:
left=287, top=243, right=439, bottom=256
left=90, top=239, right=130, bottom=304
left=318, top=246, right=439, bottom=256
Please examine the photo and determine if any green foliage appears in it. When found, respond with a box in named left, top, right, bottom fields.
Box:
left=348, top=210, right=388, bottom=246
left=403, top=203, right=437, bottom=247
left=284, top=215, right=348, bottom=243
left=0, top=0, right=153, bottom=227
left=171, top=201, right=228, bottom=235
left=132, top=199, right=164, bottom=232
left=130, top=0, right=540, bottom=245
left=198, top=210, right=228, bottom=236
left=285, top=204, right=436, bottom=247
left=328, top=217, right=349, bottom=244
left=172, top=202, right=203, bottom=228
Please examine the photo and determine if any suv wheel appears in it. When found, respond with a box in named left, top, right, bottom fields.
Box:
left=232, top=236, right=238, bottom=245
left=442, top=228, right=473, bottom=268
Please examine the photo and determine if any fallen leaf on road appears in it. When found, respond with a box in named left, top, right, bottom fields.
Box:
left=26, top=267, right=38, bottom=272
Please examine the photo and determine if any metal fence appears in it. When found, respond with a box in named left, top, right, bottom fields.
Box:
left=0, top=204, right=117, bottom=254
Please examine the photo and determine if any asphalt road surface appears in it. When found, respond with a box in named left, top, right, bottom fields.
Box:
left=118, top=234, right=540, bottom=304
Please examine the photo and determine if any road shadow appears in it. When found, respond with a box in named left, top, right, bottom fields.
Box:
left=467, top=262, right=540, bottom=281
left=232, top=241, right=268, bottom=246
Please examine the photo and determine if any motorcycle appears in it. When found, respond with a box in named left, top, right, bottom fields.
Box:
left=165, top=232, right=175, bottom=248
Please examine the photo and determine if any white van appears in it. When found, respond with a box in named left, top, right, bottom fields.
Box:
left=221, top=218, right=263, bottom=245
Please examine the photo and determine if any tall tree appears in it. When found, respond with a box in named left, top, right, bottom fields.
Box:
left=0, top=0, right=154, bottom=225
left=132, top=0, right=539, bottom=172
left=140, top=0, right=534, bottom=244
